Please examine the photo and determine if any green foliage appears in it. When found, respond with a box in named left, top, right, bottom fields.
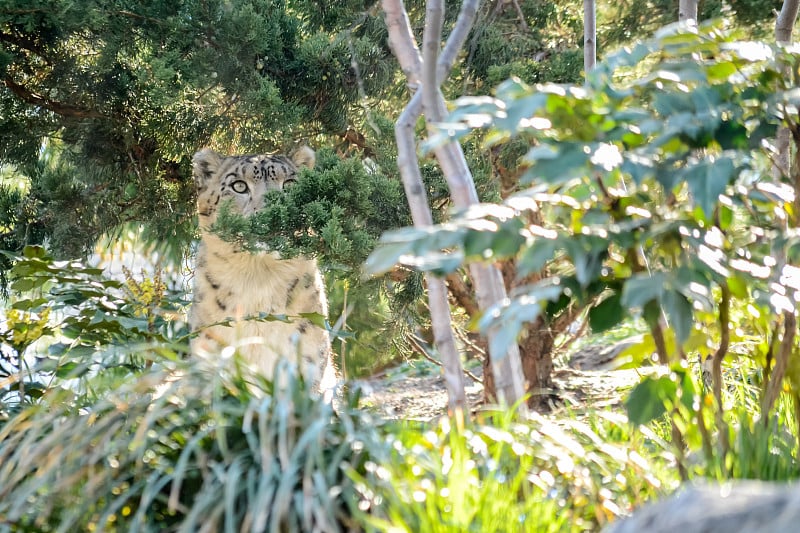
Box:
left=625, top=366, right=697, bottom=426
left=354, top=410, right=668, bottom=532
left=0, top=356, right=376, bottom=532
left=367, top=19, right=800, bottom=480
left=327, top=277, right=409, bottom=379
left=0, top=246, right=188, bottom=415
left=728, top=0, right=785, bottom=24
left=624, top=358, right=800, bottom=481
left=467, top=1, right=584, bottom=91
left=0, top=0, right=396, bottom=262
left=485, top=49, right=584, bottom=88
left=212, top=147, right=410, bottom=269
left=369, top=21, right=800, bottom=365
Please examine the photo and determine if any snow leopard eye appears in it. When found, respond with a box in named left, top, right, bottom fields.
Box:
left=282, top=178, right=297, bottom=190
left=231, top=180, right=249, bottom=194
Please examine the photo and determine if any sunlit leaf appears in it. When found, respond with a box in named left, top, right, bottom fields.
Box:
left=684, top=156, right=736, bottom=217
left=661, top=289, right=693, bottom=344
left=621, top=273, right=667, bottom=310
left=626, top=374, right=676, bottom=425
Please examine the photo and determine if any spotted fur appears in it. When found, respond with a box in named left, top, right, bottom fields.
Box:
left=189, top=146, right=333, bottom=386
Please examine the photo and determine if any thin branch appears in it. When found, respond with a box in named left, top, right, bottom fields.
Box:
left=384, top=0, right=526, bottom=406
left=382, top=0, right=422, bottom=85
left=0, top=31, right=51, bottom=62
left=650, top=313, right=669, bottom=364
left=712, top=281, right=730, bottom=463
left=394, top=83, right=468, bottom=414
left=409, top=333, right=482, bottom=383
left=762, top=311, right=797, bottom=419
left=4, top=75, right=104, bottom=119
left=445, top=271, right=480, bottom=317
left=510, top=0, right=530, bottom=32
left=437, top=0, right=480, bottom=82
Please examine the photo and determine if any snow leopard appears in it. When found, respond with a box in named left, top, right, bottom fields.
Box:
left=189, top=146, right=333, bottom=388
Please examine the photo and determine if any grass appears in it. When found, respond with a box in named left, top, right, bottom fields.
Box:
left=1, top=316, right=798, bottom=532
left=354, top=409, right=672, bottom=532
left=0, top=347, right=677, bottom=533
left=0, top=355, right=377, bottom=532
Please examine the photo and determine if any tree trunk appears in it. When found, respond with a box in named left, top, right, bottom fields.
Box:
left=383, top=0, right=527, bottom=408
left=583, top=0, right=596, bottom=73
left=773, top=0, right=800, bottom=178
left=678, top=0, right=698, bottom=23
left=776, top=0, right=800, bottom=42
left=395, top=95, right=468, bottom=415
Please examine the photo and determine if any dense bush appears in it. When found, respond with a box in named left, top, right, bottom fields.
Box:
left=368, top=20, right=800, bottom=477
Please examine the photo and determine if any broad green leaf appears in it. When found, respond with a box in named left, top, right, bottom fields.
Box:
left=684, top=156, right=736, bottom=217
left=11, top=298, right=49, bottom=310
left=588, top=292, right=625, bottom=333
left=364, top=243, right=410, bottom=275
left=621, top=155, right=656, bottom=184
left=714, top=120, right=749, bottom=150
left=297, top=312, right=328, bottom=329
left=522, top=143, right=590, bottom=185
left=54, top=361, right=85, bottom=379
left=495, top=77, right=532, bottom=101
left=497, top=93, right=549, bottom=133
left=661, top=289, right=693, bottom=344
left=621, top=272, right=667, bottom=310
left=10, top=277, right=41, bottom=292
left=517, top=238, right=559, bottom=277
left=489, top=224, right=527, bottom=258
left=22, top=245, right=48, bottom=259
left=625, top=374, right=677, bottom=425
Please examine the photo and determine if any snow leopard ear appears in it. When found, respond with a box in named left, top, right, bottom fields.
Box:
left=291, top=146, right=315, bottom=170
left=192, top=148, right=222, bottom=191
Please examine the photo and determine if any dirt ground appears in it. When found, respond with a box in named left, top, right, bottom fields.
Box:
left=356, top=344, right=649, bottom=420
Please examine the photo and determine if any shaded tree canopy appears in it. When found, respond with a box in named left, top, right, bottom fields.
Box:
left=0, top=0, right=783, bottom=269
left=0, top=0, right=395, bottom=260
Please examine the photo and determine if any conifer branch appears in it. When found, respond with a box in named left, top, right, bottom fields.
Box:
left=3, top=75, right=104, bottom=120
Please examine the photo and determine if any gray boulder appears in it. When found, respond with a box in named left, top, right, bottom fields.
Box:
left=605, top=481, right=800, bottom=533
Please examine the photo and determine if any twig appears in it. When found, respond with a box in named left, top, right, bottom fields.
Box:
left=409, top=333, right=482, bottom=383
left=510, top=0, right=530, bottom=32
left=712, top=281, right=730, bottom=463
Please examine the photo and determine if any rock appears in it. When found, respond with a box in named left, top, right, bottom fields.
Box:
left=605, top=481, right=800, bottom=533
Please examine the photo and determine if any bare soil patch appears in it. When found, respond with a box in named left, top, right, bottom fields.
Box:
left=356, top=344, right=648, bottom=420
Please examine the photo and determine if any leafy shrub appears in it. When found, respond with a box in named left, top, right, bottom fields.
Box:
left=367, top=20, right=800, bottom=478
left=0, top=245, right=188, bottom=415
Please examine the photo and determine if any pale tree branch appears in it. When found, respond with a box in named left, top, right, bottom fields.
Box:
left=776, top=0, right=800, bottom=43
left=422, top=0, right=526, bottom=406
left=393, top=48, right=468, bottom=415
left=583, top=0, right=596, bottom=73
left=383, top=0, right=527, bottom=407
left=382, top=0, right=422, bottom=85
left=678, top=0, right=698, bottom=23
left=773, top=0, right=800, bottom=178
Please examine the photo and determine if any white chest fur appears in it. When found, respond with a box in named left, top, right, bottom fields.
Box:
left=190, top=234, right=331, bottom=382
